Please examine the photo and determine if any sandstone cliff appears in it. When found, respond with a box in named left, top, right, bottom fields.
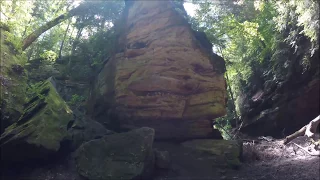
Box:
left=87, top=0, right=227, bottom=139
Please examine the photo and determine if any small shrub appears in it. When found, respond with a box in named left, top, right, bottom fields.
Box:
left=26, top=81, right=45, bottom=99
left=40, top=50, right=57, bottom=62
left=69, top=94, right=86, bottom=106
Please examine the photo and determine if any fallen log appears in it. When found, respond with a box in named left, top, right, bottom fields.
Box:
left=282, top=115, right=320, bottom=145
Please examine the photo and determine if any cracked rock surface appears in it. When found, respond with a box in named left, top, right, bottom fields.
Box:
left=88, top=0, right=227, bottom=139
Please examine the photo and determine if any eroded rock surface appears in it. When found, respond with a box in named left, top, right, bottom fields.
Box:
left=88, top=0, right=226, bottom=139
left=74, top=127, right=155, bottom=180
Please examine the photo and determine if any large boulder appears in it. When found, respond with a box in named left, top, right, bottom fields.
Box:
left=88, top=0, right=226, bottom=139
left=0, top=78, right=74, bottom=162
left=74, top=127, right=155, bottom=180
left=181, top=139, right=242, bottom=169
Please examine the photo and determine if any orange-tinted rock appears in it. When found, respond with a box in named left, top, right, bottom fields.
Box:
left=88, top=0, right=226, bottom=139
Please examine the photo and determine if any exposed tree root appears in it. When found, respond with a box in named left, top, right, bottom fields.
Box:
left=282, top=115, right=320, bottom=145
left=289, top=142, right=320, bottom=156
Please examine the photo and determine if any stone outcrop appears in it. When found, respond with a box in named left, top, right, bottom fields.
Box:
left=88, top=0, right=226, bottom=139
left=239, top=35, right=319, bottom=137
left=74, top=127, right=155, bottom=180
left=0, top=78, right=74, bottom=162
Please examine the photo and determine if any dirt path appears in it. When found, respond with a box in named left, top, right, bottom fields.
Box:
left=153, top=136, right=320, bottom=180
left=237, top=136, right=320, bottom=180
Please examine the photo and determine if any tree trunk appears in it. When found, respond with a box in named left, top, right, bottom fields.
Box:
left=68, top=24, right=76, bottom=50
left=283, top=115, right=320, bottom=145
left=22, top=2, right=94, bottom=51
left=22, top=19, right=32, bottom=39
left=71, top=26, right=84, bottom=55
left=68, top=25, right=84, bottom=69
left=59, top=20, right=71, bottom=59
left=11, top=0, right=17, bottom=14
left=27, top=45, right=35, bottom=61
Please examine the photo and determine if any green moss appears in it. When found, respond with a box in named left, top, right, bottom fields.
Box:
left=0, top=28, right=28, bottom=128
left=1, top=79, right=73, bottom=152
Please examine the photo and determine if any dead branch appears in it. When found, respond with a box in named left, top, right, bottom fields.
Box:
left=282, top=115, right=320, bottom=145
left=290, top=142, right=320, bottom=156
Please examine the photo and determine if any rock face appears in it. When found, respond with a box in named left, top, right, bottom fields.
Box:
left=88, top=0, right=226, bottom=139
left=74, top=127, right=155, bottom=180
left=239, top=37, right=320, bottom=137
left=0, top=78, right=74, bottom=162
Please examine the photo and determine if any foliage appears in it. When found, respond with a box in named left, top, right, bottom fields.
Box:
left=1, top=0, right=124, bottom=67
left=3, top=31, right=23, bottom=53
left=274, top=0, right=319, bottom=54
left=73, top=29, right=117, bottom=68
left=0, top=0, right=35, bottom=37
left=68, top=94, right=86, bottom=106
left=26, top=81, right=45, bottom=99
left=192, top=0, right=319, bottom=133
left=40, top=50, right=57, bottom=62
left=1, top=0, right=124, bottom=85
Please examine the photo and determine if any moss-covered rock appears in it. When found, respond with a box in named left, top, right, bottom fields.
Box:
left=181, top=139, right=242, bottom=169
left=0, top=26, right=28, bottom=132
left=0, top=78, right=74, bottom=162
left=74, top=127, right=155, bottom=180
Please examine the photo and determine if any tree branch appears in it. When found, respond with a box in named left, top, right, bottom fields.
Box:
left=22, top=2, right=93, bottom=51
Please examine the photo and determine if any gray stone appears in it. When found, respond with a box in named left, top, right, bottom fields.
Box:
left=154, top=149, right=171, bottom=169
left=74, top=127, right=155, bottom=180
